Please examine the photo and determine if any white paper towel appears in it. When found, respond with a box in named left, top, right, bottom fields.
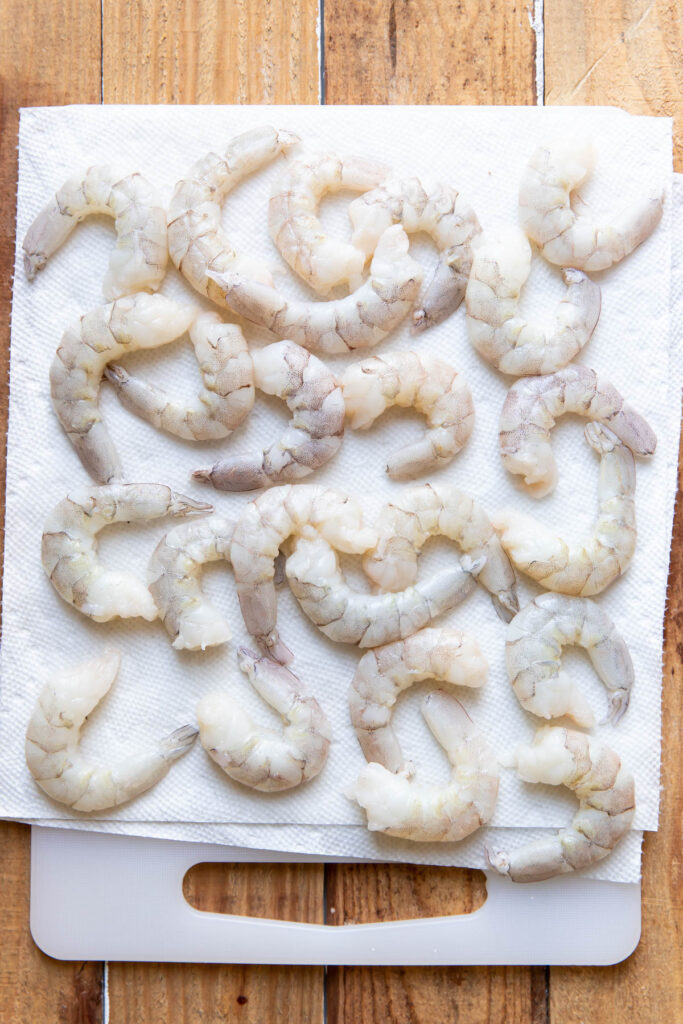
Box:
left=1, top=106, right=677, bottom=884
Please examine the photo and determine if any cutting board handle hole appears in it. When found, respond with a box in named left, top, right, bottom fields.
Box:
left=183, top=862, right=486, bottom=924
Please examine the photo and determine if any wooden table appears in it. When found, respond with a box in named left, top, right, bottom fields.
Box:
left=1, top=2, right=681, bottom=1021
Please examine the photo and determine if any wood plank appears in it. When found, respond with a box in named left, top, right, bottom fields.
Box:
left=0, top=3, right=103, bottom=1022
left=100, top=2, right=325, bottom=1019
left=102, top=0, right=320, bottom=103
left=183, top=861, right=326, bottom=921
left=323, top=0, right=538, bottom=104
left=545, top=0, right=683, bottom=169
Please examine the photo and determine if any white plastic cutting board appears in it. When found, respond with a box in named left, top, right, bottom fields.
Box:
left=30, top=826, right=641, bottom=965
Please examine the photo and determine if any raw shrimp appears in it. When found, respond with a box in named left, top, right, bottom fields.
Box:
left=25, top=648, right=197, bottom=812
left=348, top=691, right=499, bottom=842
left=269, top=153, right=389, bottom=294
left=499, top=365, right=656, bottom=497
left=342, top=351, right=474, bottom=479
left=168, top=125, right=299, bottom=305
left=519, top=137, right=664, bottom=271
left=363, top=484, right=519, bottom=622
left=349, top=629, right=488, bottom=771
left=193, top=340, right=345, bottom=491
left=207, top=224, right=423, bottom=354
left=349, top=177, right=481, bottom=330
left=286, top=532, right=484, bottom=648
left=148, top=514, right=235, bottom=651
left=492, top=423, right=636, bottom=596
left=506, top=593, right=634, bottom=727
left=230, top=485, right=377, bottom=663
left=51, top=293, right=196, bottom=483
left=487, top=726, right=635, bottom=882
left=196, top=648, right=332, bottom=791
left=42, top=483, right=212, bottom=622
left=466, top=227, right=601, bottom=376
left=23, top=166, right=168, bottom=300
left=104, top=312, right=254, bottom=441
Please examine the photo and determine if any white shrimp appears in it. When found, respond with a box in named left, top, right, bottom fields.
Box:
left=466, top=228, right=602, bottom=376
left=492, top=422, right=636, bottom=596
left=25, top=649, right=197, bottom=812
left=286, top=532, right=484, bottom=648
left=104, top=312, right=254, bottom=441
left=349, top=629, right=488, bottom=772
left=51, top=293, right=197, bottom=483
left=342, top=351, right=474, bottom=479
left=148, top=514, right=235, bottom=651
left=363, top=484, right=519, bottom=623
left=207, top=224, right=423, bottom=354
left=348, top=691, right=499, bottom=842
left=22, top=166, right=168, bottom=300
left=196, top=648, right=332, bottom=792
left=506, top=594, right=634, bottom=727
left=499, top=365, right=656, bottom=498
left=42, top=483, right=212, bottom=622
left=487, top=726, right=635, bottom=882
left=193, top=340, right=345, bottom=491
left=349, top=176, right=481, bottom=330
left=269, top=153, right=389, bottom=294
left=230, top=485, right=378, bottom=663
left=519, top=137, right=664, bottom=271
left=167, top=126, right=300, bottom=306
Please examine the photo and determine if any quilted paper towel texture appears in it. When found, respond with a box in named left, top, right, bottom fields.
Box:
left=0, top=107, right=674, bottom=853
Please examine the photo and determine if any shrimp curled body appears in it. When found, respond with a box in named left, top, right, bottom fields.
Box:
left=25, top=649, right=197, bottom=812
left=349, top=629, right=488, bottom=772
left=342, top=352, right=474, bottom=479
left=519, top=138, right=664, bottom=271
left=493, top=423, right=636, bottom=597
left=349, top=691, right=499, bottom=842
left=488, top=726, right=635, bottom=881
left=23, top=166, right=168, bottom=299
left=197, top=648, right=332, bottom=791
left=465, top=228, right=601, bottom=376
left=499, top=365, right=656, bottom=498
left=506, top=593, right=634, bottom=727
left=42, top=483, right=212, bottom=622
left=193, top=340, right=345, bottom=491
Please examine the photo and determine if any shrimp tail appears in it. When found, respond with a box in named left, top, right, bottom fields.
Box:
left=159, top=725, right=199, bottom=762
left=168, top=491, right=214, bottom=516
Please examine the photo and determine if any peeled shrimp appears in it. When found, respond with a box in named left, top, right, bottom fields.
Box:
left=349, top=177, right=481, bottom=330
left=25, top=649, right=197, bottom=812
left=286, top=532, right=484, bottom=648
left=193, top=340, right=345, bottom=491
left=196, top=648, right=332, bottom=792
left=506, top=594, right=633, bottom=727
left=349, top=629, right=488, bottom=772
left=492, top=423, right=636, bottom=596
left=519, top=137, right=664, bottom=271
left=363, top=484, right=519, bottom=622
left=104, top=312, right=254, bottom=441
left=207, top=224, right=423, bottom=354
left=148, top=514, right=235, bottom=651
left=466, top=228, right=601, bottom=376
left=51, top=293, right=196, bottom=483
left=42, top=483, right=212, bottom=622
left=23, top=166, right=168, bottom=300
left=168, top=126, right=299, bottom=306
left=499, top=365, right=656, bottom=497
left=230, top=485, right=377, bottom=663
left=348, top=691, right=499, bottom=842
left=488, top=726, right=635, bottom=882
left=269, top=153, right=388, bottom=294
left=342, top=352, right=474, bottom=479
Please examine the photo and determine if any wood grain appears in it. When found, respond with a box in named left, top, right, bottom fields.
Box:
left=545, top=0, right=683, bottom=169
left=0, top=4, right=103, bottom=1023
left=323, top=0, right=538, bottom=104
left=183, top=862, right=326, bottom=922
left=102, top=0, right=320, bottom=103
